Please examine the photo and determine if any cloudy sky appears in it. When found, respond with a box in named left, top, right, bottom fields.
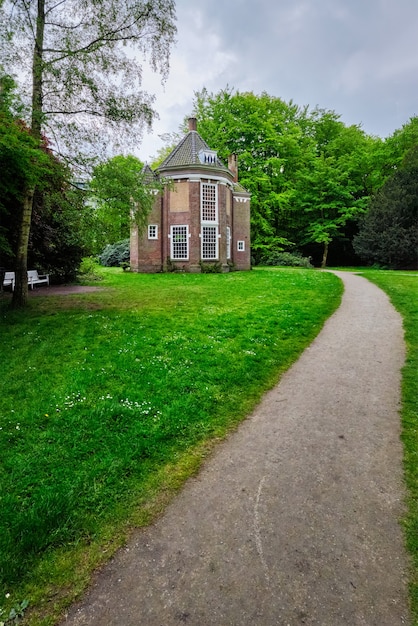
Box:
left=137, top=0, right=418, bottom=162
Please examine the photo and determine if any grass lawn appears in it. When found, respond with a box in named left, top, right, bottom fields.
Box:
left=359, top=269, right=418, bottom=622
left=0, top=267, right=342, bottom=626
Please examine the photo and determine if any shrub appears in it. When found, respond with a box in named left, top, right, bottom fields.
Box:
left=99, top=239, right=130, bottom=267
left=259, top=251, right=313, bottom=268
left=77, top=257, right=102, bottom=281
left=199, top=261, right=222, bottom=273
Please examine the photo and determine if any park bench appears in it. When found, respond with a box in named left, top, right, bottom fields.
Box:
left=2, top=270, right=50, bottom=290
left=27, top=269, right=50, bottom=289
left=3, top=271, right=15, bottom=290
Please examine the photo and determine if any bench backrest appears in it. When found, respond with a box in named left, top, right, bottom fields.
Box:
left=4, top=271, right=15, bottom=282
left=27, top=270, right=40, bottom=281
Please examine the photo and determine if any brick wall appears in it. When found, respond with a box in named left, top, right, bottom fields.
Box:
left=232, top=195, right=251, bottom=270
left=131, top=177, right=251, bottom=273
left=133, top=194, right=163, bottom=272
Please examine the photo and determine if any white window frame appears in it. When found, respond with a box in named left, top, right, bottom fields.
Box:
left=226, top=226, right=231, bottom=259
left=200, top=182, right=219, bottom=260
left=201, top=225, right=218, bottom=260
left=237, top=240, right=245, bottom=252
left=201, top=182, right=218, bottom=223
left=170, top=225, right=189, bottom=260
left=148, top=224, right=158, bottom=240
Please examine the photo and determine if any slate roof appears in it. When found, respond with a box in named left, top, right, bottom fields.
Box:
left=157, top=130, right=230, bottom=173
left=142, top=163, right=159, bottom=184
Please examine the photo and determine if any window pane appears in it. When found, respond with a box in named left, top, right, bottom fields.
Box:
left=202, top=226, right=218, bottom=259
left=148, top=225, right=158, bottom=239
left=201, top=183, right=217, bottom=222
left=171, top=226, right=188, bottom=259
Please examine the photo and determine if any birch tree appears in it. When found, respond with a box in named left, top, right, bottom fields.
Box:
left=0, top=0, right=176, bottom=306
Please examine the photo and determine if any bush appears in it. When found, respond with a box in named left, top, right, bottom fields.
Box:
left=199, top=261, right=222, bottom=273
left=99, top=239, right=130, bottom=267
left=259, top=251, right=313, bottom=268
left=77, top=257, right=102, bottom=281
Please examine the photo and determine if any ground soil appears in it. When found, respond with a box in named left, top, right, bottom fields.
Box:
left=1, top=285, right=104, bottom=298
left=29, top=285, right=104, bottom=296
left=60, top=271, right=411, bottom=625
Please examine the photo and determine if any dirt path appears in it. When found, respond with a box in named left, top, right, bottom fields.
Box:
left=61, top=271, right=410, bottom=626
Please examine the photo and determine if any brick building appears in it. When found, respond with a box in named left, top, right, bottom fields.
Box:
left=130, top=118, right=251, bottom=273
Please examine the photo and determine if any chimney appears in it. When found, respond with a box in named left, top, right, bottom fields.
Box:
left=188, top=117, right=197, bottom=131
left=228, top=154, right=238, bottom=182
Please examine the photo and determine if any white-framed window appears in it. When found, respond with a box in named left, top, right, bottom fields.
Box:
left=202, top=226, right=218, bottom=260
left=226, top=226, right=231, bottom=259
left=201, top=183, right=218, bottom=222
left=170, top=225, right=189, bottom=260
left=201, top=182, right=218, bottom=260
left=148, top=224, right=158, bottom=240
left=199, top=149, right=217, bottom=165
left=237, top=240, right=245, bottom=252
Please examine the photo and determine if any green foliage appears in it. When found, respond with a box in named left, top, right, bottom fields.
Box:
left=295, top=112, right=372, bottom=266
left=191, top=89, right=381, bottom=266
left=0, top=268, right=342, bottom=623
left=354, top=146, right=418, bottom=269
left=0, top=0, right=176, bottom=159
left=77, top=257, right=102, bottom=281
left=0, top=598, right=29, bottom=625
left=199, top=261, right=222, bottom=273
left=28, top=167, right=91, bottom=281
left=259, top=250, right=313, bottom=268
left=99, top=239, right=130, bottom=267
left=0, top=76, right=49, bottom=262
left=0, top=76, right=91, bottom=280
left=90, top=155, right=161, bottom=250
left=0, top=0, right=176, bottom=305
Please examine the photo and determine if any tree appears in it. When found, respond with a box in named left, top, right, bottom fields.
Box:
left=0, top=76, right=92, bottom=280
left=191, top=89, right=379, bottom=266
left=0, top=0, right=176, bottom=306
left=353, top=146, right=418, bottom=269
left=90, top=155, right=160, bottom=253
left=295, top=112, right=371, bottom=267
left=192, top=88, right=314, bottom=261
left=0, top=75, right=50, bottom=270
left=29, top=162, right=91, bottom=281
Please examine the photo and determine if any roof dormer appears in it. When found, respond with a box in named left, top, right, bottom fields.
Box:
left=198, top=149, right=218, bottom=165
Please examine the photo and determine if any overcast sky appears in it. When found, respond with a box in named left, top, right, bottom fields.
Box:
left=137, top=0, right=418, bottom=162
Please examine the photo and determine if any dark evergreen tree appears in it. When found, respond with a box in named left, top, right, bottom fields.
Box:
left=353, top=146, right=418, bottom=268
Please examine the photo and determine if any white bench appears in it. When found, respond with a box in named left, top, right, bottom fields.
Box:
left=3, top=271, right=15, bottom=290
left=2, top=270, right=50, bottom=290
left=27, top=269, right=50, bottom=289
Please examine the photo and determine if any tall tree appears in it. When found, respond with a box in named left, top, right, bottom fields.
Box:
left=295, top=111, right=371, bottom=267
left=192, top=88, right=313, bottom=260
left=0, top=0, right=176, bottom=306
left=353, top=145, right=418, bottom=269
left=191, top=89, right=378, bottom=266
left=0, top=75, right=92, bottom=280
left=0, top=75, right=50, bottom=269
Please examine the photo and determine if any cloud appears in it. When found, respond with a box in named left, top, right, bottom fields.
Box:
left=136, top=0, right=418, bottom=160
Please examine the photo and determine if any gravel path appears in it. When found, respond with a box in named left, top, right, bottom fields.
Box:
left=61, top=271, right=410, bottom=626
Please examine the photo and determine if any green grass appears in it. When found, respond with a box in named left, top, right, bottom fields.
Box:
left=0, top=267, right=342, bottom=625
left=359, top=269, right=418, bottom=623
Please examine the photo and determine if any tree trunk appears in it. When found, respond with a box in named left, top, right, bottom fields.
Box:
left=321, top=241, right=329, bottom=268
left=12, top=0, right=45, bottom=307
left=11, top=188, right=35, bottom=308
